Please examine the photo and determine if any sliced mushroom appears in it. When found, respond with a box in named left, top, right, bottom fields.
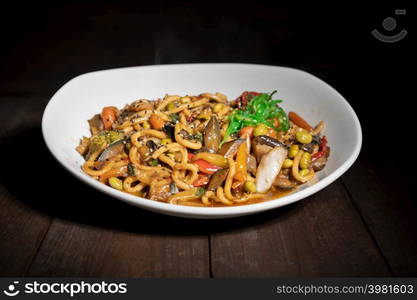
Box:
left=162, top=123, right=175, bottom=139
left=312, top=156, right=328, bottom=171
left=253, top=135, right=286, bottom=148
left=203, top=115, right=221, bottom=153
left=255, top=146, right=288, bottom=193
left=217, top=138, right=245, bottom=158
left=96, top=139, right=127, bottom=168
left=252, top=135, right=287, bottom=163
left=252, top=142, right=273, bottom=163
left=301, top=143, right=315, bottom=153
left=146, top=140, right=159, bottom=153
left=169, top=183, right=179, bottom=194
left=88, top=114, right=103, bottom=135
left=149, top=180, right=172, bottom=201
left=274, top=173, right=298, bottom=189
left=116, top=109, right=136, bottom=124
left=247, top=154, right=257, bottom=175
left=128, top=99, right=155, bottom=111
left=76, top=137, right=90, bottom=156
left=207, top=168, right=229, bottom=191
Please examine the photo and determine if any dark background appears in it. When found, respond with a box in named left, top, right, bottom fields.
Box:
left=0, top=1, right=415, bottom=277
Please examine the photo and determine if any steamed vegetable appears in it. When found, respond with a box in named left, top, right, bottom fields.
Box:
left=217, top=139, right=245, bottom=158
left=97, top=138, right=126, bottom=163
left=150, top=114, right=165, bottom=129
left=288, top=111, right=312, bottom=131
left=203, top=116, right=221, bottom=152
left=101, top=107, right=118, bottom=130
left=256, top=146, right=288, bottom=193
left=109, top=177, right=123, bottom=190
left=193, top=159, right=222, bottom=174
left=207, top=169, right=229, bottom=191
left=234, top=141, right=248, bottom=182
left=221, top=91, right=289, bottom=145
left=192, top=152, right=228, bottom=168
left=244, top=181, right=257, bottom=193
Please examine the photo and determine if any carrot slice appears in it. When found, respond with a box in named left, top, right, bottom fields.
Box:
left=149, top=114, right=165, bottom=130
left=234, top=142, right=247, bottom=182
left=101, top=106, right=118, bottom=130
left=288, top=112, right=312, bottom=131
left=239, top=126, right=254, bottom=138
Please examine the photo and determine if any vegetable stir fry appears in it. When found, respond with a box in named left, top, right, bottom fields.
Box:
left=77, top=91, right=330, bottom=206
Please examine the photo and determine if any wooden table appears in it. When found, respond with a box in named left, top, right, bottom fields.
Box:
left=1, top=2, right=415, bottom=277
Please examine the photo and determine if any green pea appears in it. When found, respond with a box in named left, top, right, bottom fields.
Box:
left=253, top=123, right=269, bottom=137
left=108, top=177, right=123, bottom=191
left=296, top=130, right=313, bottom=144
left=282, top=159, right=293, bottom=168
left=167, top=102, right=176, bottom=111
left=288, top=145, right=299, bottom=158
left=299, top=169, right=310, bottom=177
left=142, top=121, right=151, bottom=129
left=244, top=181, right=257, bottom=193
left=300, top=152, right=311, bottom=170
left=161, top=138, right=172, bottom=145
left=213, top=103, right=224, bottom=113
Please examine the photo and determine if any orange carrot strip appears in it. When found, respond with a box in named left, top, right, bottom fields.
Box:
left=288, top=111, right=313, bottom=131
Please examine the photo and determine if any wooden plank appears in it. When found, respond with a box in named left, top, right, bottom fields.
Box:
left=0, top=187, right=51, bottom=276
left=210, top=182, right=390, bottom=277
left=0, top=97, right=52, bottom=276
left=28, top=218, right=209, bottom=277
left=0, top=2, right=159, bottom=96
left=341, top=157, right=417, bottom=276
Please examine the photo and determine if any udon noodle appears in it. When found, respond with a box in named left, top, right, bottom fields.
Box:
left=76, top=91, right=330, bottom=206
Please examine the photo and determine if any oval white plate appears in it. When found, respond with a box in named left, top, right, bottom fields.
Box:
left=42, top=63, right=361, bottom=219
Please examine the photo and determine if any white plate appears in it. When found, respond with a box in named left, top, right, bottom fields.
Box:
left=42, top=63, right=362, bottom=219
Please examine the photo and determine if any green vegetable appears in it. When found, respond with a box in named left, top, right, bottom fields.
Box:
left=300, top=152, right=311, bottom=170
left=127, top=163, right=135, bottom=176
left=142, top=121, right=151, bottom=129
left=169, top=113, right=179, bottom=123
left=282, top=159, right=293, bottom=168
left=88, top=131, right=124, bottom=159
left=161, top=138, right=172, bottom=145
left=221, top=91, right=289, bottom=145
left=167, top=102, right=176, bottom=111
left=299, top=169, right=310, bottom=177
left=109, top=177, right=123, bottom=190
left=296, top=130, right=313, bottom=144
left=150, top=159, right=159, bottom=166
left=97, top=130, right=125, bottom=144
left=288, top=145, right=299, bottom=158
left=90, top=135, right=107, bottom=148
left=244, top=181, right=257, bottom=193
left=193, top=132, right=203, bottom=142
left=195, top=187, right=205, bottom=197
left=213, top=103, right=224, bottom=113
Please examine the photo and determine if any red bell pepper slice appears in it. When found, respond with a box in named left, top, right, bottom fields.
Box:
left=193, top=159, right=222, bottom=174
left=312, top=136, right=329, bottom=161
